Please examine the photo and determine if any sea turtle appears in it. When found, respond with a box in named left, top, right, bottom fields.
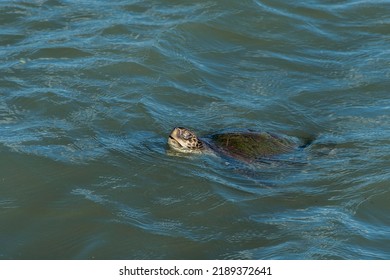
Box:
left=167, top=127, right=308, bottom=164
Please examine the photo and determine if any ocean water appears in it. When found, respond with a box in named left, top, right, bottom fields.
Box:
left=1, top=0, right=390, bottom=259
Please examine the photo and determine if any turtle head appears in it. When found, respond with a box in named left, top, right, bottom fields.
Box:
left=168, top=127, right=204, bottom=153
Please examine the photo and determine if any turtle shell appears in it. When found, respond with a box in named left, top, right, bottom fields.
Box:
left=207, top=132, right=295, bottom=162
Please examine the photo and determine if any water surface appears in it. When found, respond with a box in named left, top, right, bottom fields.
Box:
left=1, top=0, right=390, bottom=259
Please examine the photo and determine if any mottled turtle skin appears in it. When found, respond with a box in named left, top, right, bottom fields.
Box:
left=168, top=127, right=298, bottom=162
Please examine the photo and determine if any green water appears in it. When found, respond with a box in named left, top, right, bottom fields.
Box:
left=1, top=0, right=390, bottom=259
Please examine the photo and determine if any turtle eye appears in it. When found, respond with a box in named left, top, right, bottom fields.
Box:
left=182, top=131, right=192, bottom=140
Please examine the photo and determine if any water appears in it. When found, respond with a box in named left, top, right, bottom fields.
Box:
left=1, top=0, right=390, bottom=259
